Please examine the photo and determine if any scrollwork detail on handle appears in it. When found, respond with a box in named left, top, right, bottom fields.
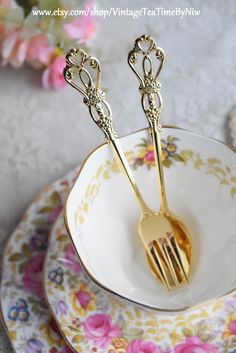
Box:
left=128, top=35, right=165, bottom=130
left=64, top=48, right=117, bottom=139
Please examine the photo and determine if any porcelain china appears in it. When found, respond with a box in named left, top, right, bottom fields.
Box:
left=45, top=210, right=236, bottom=353
left=65, top=127, right=236, bottom=312
left=0, top=169, right=78, bottom=353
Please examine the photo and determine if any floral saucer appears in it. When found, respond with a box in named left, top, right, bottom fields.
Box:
left=44, top=213, right=236, bottom=353
left=0, top=169, right=79, bottom=353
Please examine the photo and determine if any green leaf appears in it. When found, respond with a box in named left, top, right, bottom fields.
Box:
left=180, top=150, right=194, bottom=160
left=32, top=218, right=50, bottom=227
left=38, top=206, right=55, bottom=214
left=194, top=159, right=203, bottom=169
left=50, top=191, right=61, bottom=207
left=207, top=158, right=221, bottom=165
left=197, top=323, right=209, bottom=337
left=58, top=234, right=68, bottom=242
left=0, top=7, right=24, bottom=30
left=31, top=304, right=38, bottom=316
left=72, top=334, right=84, bottom=343
left=50, top=254, right=58, bottom=260
left=123, top=328, right=143, bottom=337
left=231, top=187, right=236, bottom=197
left=162, top=159, right=172, bottom=168
left=171, top=154, right=185, bottom=162
left=226, top=165, right=231, bottom=173
left=28, top=296, right=37, bottom=304
left=140, top=138, right=148, bottom=145
left=135, top=143, right=147, bottom=148
left=19, top=260, right=29, bottom=273
left=39, top=0, right=61, bottom=11
left=15, top=0, right=38, bottom=16
left=9, top=253, right=25, bottom=262
left=3, top=281, right=12, bottom=287
left=124, top=151, right=134, bottom=158
left=103, top=171, right=110, bottom=179
left=201, top=334, right=213, bottom=342
left=168, top=136, right=179, bottom=143
left=96, top=166, right=103, bottom=179
left=122, top=327, right=143, bottom=342
left=21, top=243, right=31, bottom=257
left=230, top=176, right=236, bottom=183
left=67, top=325, right=80, bottom=333
left=213, top=166, right=226, bottom=175
left=182, top=327, right=193, bottom=336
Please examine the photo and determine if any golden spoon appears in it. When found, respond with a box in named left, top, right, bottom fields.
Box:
left=128, top=34, right=191, bottom=286
left=64, top=48, right=189, bottom=289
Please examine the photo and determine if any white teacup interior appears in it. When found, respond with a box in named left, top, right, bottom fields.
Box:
left=66, top=128, right=236, bottom=311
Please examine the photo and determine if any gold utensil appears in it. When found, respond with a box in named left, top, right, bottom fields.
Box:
left=128, top=34, right=191, bottom=286
left=64, top=48, right=183, bottom=289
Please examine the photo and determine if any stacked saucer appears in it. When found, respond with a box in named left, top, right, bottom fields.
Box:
left=1, top=127, right=236, bottom=353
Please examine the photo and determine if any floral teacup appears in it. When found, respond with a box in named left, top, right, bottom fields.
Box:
left=65, top=127, right=236, bottom=313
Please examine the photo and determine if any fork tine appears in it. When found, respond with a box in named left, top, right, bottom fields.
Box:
left=158, top=239, right=180, bottom=287
left=166, top=235, right=189, bottom=283
left=149, top=244, right=171, bottom=290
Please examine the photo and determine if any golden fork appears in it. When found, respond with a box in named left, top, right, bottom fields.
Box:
left=64, top=48, right=185, bottom=289
left=128, top=34, right=191, bottom=286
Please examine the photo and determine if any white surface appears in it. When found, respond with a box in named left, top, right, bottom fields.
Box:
left=0, top=0, right=236, bottom=350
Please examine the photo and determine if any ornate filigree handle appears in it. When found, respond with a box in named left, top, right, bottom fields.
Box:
left=127, top=35, right=165, bottom=130
left=64, top=48, right=117, bottom=140
left=64, top=47, right=151, bottom=214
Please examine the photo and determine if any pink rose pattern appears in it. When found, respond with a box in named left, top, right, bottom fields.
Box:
left=83, top=313, right=121, bottom=348
left=64, top=243, right=82, bottom=274
left=174, top=336, right=219, bottom=353
left=5, top=163, right=236, bottom=352
left=229, top=319, right=236, bottom=335
left=22, top=252, right=45, bottom=297
left=145, top=150, right=155, bottom=162
left=75, top=290, right=91, bottom=308
left=127, top=339, right=164, bottom=353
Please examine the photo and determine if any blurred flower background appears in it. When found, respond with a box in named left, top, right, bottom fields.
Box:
left=0, top=0, right=96, bottom=89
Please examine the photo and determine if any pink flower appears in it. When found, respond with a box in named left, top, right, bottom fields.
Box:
left=22, top=252, right=45, bottom=297
left=65, top=244, right=82, bottom=274
left=229, top=319, right=236, bottom=335
left=0, top=0, right=16, bottom=8
left=1, top=29, right=28, bottom=67
left=75, top=290, right=91, bottom=308
left=174, top=336, right=219, bottom=353
left=26, top=33, right=53, bottom=68
left=145, top=150, right=154, bottom=162
left=42, top=55, right=66, bottom=90
left=127, top=339, right=163, bottom=353
left=47, top=205, right=63, bottom=223
left=83, top=313, right=121, bottom=348
left=64, top=1, right=96, bottom=43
